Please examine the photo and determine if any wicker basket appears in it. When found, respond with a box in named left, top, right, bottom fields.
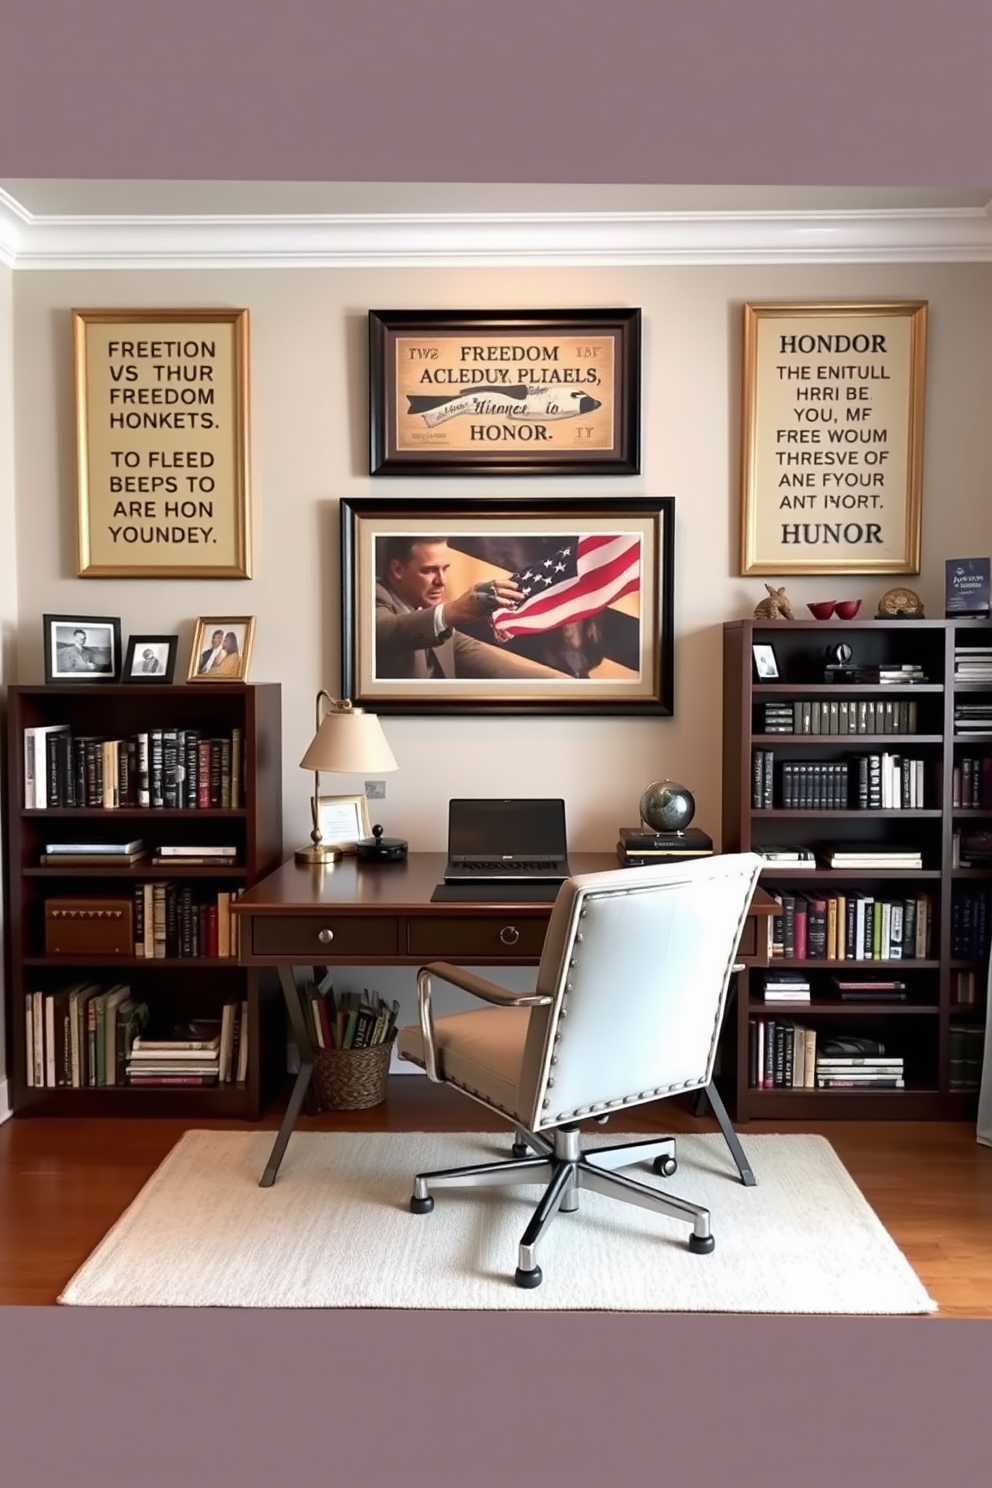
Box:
left=312, top=1038, right=393, bottom=1111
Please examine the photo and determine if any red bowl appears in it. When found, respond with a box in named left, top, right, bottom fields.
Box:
left=834, top=598, right=863, bottom=620
left=807, top=600, right=837, bottom=620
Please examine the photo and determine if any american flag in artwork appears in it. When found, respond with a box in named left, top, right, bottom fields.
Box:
left=490, top=534, right=641, bottom=642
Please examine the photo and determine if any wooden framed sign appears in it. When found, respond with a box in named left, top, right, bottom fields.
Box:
left=73, top=308, right=252, bottom=577
left=369, top=308, right=641, bottom=475
left=740, top=301, right=927, bottom=576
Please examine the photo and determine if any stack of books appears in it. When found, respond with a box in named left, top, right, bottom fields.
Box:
left=616, top=827, right=713, bottom=867
left=762, top=972, right=810, bottom=1003
left=831, top=976, right=909, bottom=1002
left=126, top=1005, right=247, bottom=1085
left=954, top=646, right=992, bottom=682
left=39, top=838, right=147, bottom=866
left=822, top=845, right=923, bottom=869
left=761, top=702, right=795, bottom=734
left=954, top=702, right=992, bottom=734
left=754, top=845, right=815, bottom=865
left=149, top=843, right=239, bottom=866
left=853, top=663, right=927, bottom=685
left=815, top=1037, right=905, bottom=1089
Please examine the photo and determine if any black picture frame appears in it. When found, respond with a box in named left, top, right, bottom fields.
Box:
left=340, top=496, right=675, bottom=716
left=752, top=642, right=780, bottom=680
left=122, top=634, right=178, bottom=683
left=369, top=308, right=641, bottom=476
left=43, top=614, right=122, bottom=683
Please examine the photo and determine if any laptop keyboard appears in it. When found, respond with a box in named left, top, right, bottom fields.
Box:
left=459, top=860, right=560, bottom=872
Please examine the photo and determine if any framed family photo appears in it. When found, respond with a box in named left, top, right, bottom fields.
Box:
left=739, top=300, right=927, bottom=576
left=369, top=308, right=641, bottom=476
left=123, top=634, right=178, bottom=683
left=43, top=614, right=122, bottom=683
left=340, top=496, right=674, bottom=716
left=187, top=616, right=256, bottom=682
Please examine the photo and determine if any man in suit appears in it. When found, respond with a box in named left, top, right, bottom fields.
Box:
left=60, top=627, right=109, bottom=673
left=139, top=647, right=163, bottom=674
left=199, top=629, right=225, bottom=674
left=375, top=537, right=566, bottom=680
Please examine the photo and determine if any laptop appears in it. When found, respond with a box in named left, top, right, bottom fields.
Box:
left=443, top=798, right=571, bottom=884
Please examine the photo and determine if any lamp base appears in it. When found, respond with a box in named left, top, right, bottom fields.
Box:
left=295, top=843, right=343, bottom=865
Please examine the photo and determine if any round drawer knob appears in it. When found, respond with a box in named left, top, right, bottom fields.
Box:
left=500, top=925, right=520, bottom=946
left=317, top=928, right=335, bottom=944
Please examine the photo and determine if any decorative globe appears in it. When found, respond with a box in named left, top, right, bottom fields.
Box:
left=639, top=779, right=696, bottom=833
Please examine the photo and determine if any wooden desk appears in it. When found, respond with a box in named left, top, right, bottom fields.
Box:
left=235, top=854, right=774, bottom=1186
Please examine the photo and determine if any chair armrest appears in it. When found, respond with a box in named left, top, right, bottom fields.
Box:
left=421, top=961, right=553, bottom=1009
left=415, top=962, right=552, bottom=1083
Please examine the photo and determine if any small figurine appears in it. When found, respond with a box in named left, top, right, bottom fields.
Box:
left=752, top=584, right=794, bottom=620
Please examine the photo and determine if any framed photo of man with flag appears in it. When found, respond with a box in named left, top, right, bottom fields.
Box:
left=340, top=497, right=674, bottom=715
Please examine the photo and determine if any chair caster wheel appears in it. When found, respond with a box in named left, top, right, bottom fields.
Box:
left=688, top=1233, right=715, bottom=1255
left=514, top=1266, right=543, bottom=1289
left=653, top=1156, right=678, bottom=1178
left=410, top=1194, right=434, bottom=1214
left=511, top=1142, right=531, bottom=1160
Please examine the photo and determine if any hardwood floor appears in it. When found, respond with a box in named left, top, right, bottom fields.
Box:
left=1, top=1081, right=991, bottom=1312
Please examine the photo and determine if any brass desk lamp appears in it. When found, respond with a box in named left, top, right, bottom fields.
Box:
left=295, top=692, right=397, bottom=864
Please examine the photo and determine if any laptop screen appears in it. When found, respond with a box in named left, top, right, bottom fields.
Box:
left=448, top=798, right=567, bottom=861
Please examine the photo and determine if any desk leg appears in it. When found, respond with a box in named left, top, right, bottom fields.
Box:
left=701, top=1081, right=756, bottom=1188
left=259, top=964, right=318, bottom=1189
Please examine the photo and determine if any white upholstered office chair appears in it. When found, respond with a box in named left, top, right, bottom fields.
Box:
left=397, top=852, right=764, bottom=1288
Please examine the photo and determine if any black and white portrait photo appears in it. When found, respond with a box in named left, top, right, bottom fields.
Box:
left=44, top=615, right=122, bottom=683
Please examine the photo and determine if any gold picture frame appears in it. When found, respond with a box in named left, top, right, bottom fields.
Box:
left=316, top=793, right=372, bottom=854
left=187, top=616, right=256, bottom=682
left=73, top=307, right=252, bottom=578
left=740, top=301, right=927, bottom=576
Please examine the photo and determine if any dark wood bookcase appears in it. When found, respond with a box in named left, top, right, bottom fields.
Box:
left=723, top=619, right=989, bottom=1121
left=3, top=682, right=283, bottom=1118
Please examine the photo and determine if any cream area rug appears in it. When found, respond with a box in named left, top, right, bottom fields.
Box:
left=58, top=1130, right=937, bottom=1313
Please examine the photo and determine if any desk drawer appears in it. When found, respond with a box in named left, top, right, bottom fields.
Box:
left=252, top=916, right=399, bottom=958
left=408, top=916, right=547, bottom=960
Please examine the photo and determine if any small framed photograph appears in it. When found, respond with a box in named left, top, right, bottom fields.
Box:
left=44, top=614, right=122, bottom=683
left=752, top=642, right=780, bottom=680
left=187, top=616, right=256, bottom=682
left=317, top=793, right=372, bottom=854
left=122, top=634, right=178, bottom=683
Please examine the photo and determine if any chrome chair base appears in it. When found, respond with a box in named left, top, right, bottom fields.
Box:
left=409, top=1124, right=714, bottom=1288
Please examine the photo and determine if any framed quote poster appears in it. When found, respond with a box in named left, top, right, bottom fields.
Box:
left=740, top=301, right=927, bottom=575
left=73, top=308, right=252, bottom=577
left=340, top=495, right=674, bottom=716
left=369, top=308, right=641, bottom=475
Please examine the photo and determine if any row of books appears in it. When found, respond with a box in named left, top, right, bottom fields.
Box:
left=23, top=723, right=244, bottom=810
left=125, top=1006, right=248, bottom=1086
left=761, top=972, right=914, bottom=1004
left=748, top=1023, right=906, bottom=1089
left=304, top=983, right=400, bottom=1052
left=948, top=1024, right=986, bottom=1090
left=760, top=698, right=922, bottom=736
left=752, top=752, right=929, bottom=810
left=952, top=755, right=992, bottom=807
left=950, top=887, right=991, bottom=959
left=767, top=890, right=935, bottom=961
left=952, top=829, right=992, bottom=869
left=951, top=969, right=980, bottom=1006
left=133, top=883, right=243, bottom=959
left=25, top=983, right=150, bottom=1087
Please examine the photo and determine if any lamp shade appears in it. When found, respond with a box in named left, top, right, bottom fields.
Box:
left=299, top=705, right=397, bottom=775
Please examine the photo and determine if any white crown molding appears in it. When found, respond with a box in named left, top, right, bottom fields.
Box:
left=2, top=188, right=992, bottom=269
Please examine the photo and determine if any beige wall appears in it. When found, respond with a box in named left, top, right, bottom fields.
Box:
left=1, top=264, right=19, bottom=1114
left=9, top=261, right=992, bottom=860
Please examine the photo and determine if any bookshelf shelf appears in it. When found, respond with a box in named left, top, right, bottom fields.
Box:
left=723, top=618, right=990, bottom=1120
left=4, top=682, right=284, bottom=1118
